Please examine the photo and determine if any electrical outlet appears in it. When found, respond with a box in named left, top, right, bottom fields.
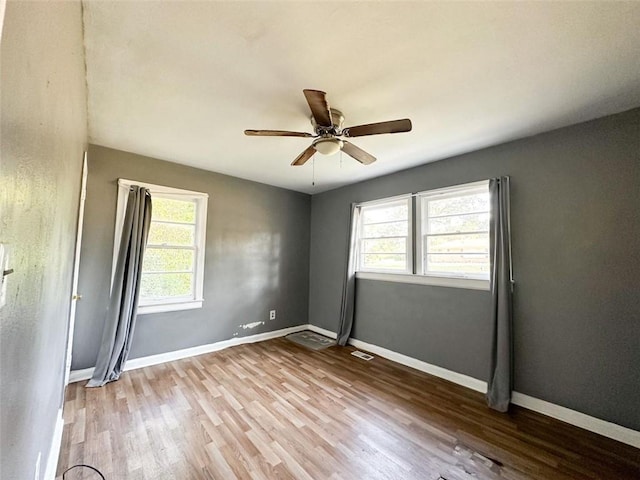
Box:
left=269, top=310, right=276, bottom=320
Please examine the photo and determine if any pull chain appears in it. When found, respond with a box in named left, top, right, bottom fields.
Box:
left=312, top=154, right=315, bottom=186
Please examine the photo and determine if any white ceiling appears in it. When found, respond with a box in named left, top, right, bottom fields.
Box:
left=82, top=2, right=640, bottom=194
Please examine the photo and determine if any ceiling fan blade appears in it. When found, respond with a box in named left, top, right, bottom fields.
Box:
left=244, top=129, right=314, bottom=137
left=303, top=89, right=333, bottom=128
left=343, top=119, right=412, bottom=137
left=342, top=141, right=376, bottom=165
left=291, top=145, right=316, bottom=166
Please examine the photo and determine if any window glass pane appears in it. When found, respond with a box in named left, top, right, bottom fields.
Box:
left=361, top=254, right=406, bottom=271
left=152, top=197, right=196, bottom=223
left=426, top=233, right=489, bottom=254
left=362, top=238, right=406, bottom=254
left=425, top=254, right=490, bottom=275
left=147, top=222, right=195, bottom=246
left=427, top=193, right=489, bottom=217
left=428, top=213, right=489, bottom=235
left=362, top=203, right=408, bottom=224
left=143, top=248, right=194, bottom=272
left=362, top=221, right=407, bottom=238
left=140, top=273, right=193, bottom=300
left=357, top=198, right=410, bottom=272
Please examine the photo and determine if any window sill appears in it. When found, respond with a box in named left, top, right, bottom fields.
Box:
left=355, top=272, right=490, bottom=291
left=137, top=300, right=203, bottom=315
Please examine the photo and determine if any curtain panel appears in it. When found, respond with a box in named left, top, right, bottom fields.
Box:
left=87, top=186, right=152, bottom=387
left=337, top=203, right=361, bottom=346
left=486, top=176, right=514, bottom=411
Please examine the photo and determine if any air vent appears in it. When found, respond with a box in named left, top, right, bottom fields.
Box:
left=351, top=350, right=374, bottom=361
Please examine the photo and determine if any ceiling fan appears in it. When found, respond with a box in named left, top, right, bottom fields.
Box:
left=244, top=89, right=412, bottom=166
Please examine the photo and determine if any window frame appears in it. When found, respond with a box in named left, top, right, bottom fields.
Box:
left=416, top=180, right=490, bottom=281
left=113, top=179, right=208, bottom=315
left=354, top=181, right=490, bottom=291
left=356, top=195, right=413, bottom=275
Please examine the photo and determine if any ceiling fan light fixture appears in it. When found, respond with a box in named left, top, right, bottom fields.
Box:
left=313, top=137, right=343, bottom=155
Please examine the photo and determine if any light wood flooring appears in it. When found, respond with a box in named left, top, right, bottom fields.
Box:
left=57, top=337, right=640, bottom=479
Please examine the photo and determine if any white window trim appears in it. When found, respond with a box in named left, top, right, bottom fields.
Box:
left=415, top=179, right=489, bottom=198
left=357, top=195, right=413, bottom=275
left=113, top=179, right=208, bottom=315
left=356, top=271, right=489, bottom=291
left=354, top=181, right=491, bottom=291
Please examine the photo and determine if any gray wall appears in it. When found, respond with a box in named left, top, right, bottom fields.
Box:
left=0, top=2, right=88, bottom=479
left=309, top=108, right=640, bottom=430
left=72, top=145, right=310, bottom=369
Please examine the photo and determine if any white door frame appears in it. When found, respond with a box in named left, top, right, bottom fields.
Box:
left=64, top=152, right=88, bottom=386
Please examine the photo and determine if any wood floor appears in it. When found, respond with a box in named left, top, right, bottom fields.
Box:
left=57, top=337, right=640, bottom=479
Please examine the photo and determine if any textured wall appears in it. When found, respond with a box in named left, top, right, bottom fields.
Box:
left=0, top=2, right=88, bottom=479
left=309, top=108, right=640, bottom=430
left=71, top=145, right=311, bottom=369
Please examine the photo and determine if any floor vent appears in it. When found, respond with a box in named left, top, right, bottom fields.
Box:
left=351, top=350, right=374, bottom=361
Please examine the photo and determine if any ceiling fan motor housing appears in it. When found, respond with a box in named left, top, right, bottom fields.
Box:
left=311, top=108, right=344, bottom=134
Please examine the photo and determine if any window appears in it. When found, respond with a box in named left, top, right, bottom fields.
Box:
left=417, top=182, right=490, bottom=279
left=355, top=181, right=490, bottom=289
left=358, top=197, right=412, bottom=273
left=114, top=179, right=208, bottom=314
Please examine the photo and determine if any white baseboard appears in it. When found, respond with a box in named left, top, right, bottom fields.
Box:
left=511, top=392, right=640, bottom=448
left=306, top=324, right=486, bottom=393
left=305, top=325, right=338, bottom=340
left=67, top=323, right=640, bottom=449
left=351, top=337, right=487, bottom=393
left=44, top=408, right=64, bottom=480
left=69, top=367, right=94, bottom=383
left=306, top=325, right=640, bottom=449
left=69, top=324, right=309, bottom=383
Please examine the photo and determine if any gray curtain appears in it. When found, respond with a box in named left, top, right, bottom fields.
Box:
left=337, top=203, right=360, bottom=346
left=486, top=176, right=514, bottom=411
left=87, top=186, right=152, bottom=387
